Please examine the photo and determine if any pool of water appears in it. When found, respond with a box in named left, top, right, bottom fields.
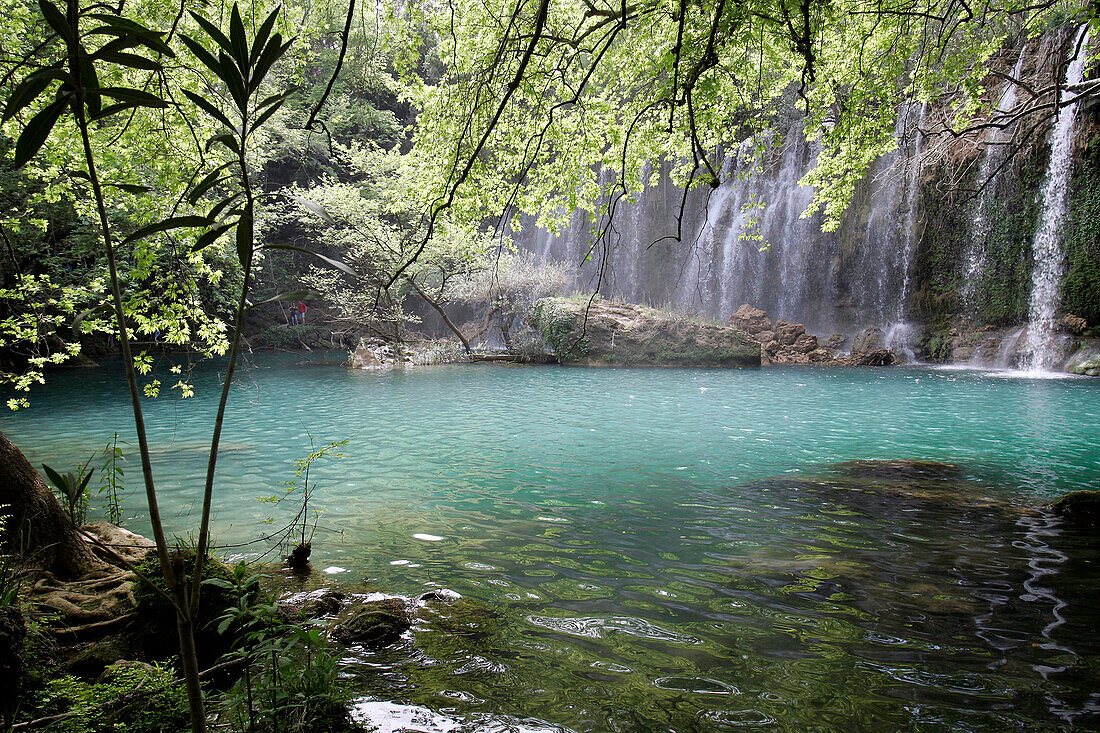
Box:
left=4, top=354, right=1100, bottom=730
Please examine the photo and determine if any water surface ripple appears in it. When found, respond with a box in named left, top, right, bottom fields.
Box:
left=5, top=356, right=1100, bottom=730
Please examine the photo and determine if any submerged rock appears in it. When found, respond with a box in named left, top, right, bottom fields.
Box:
left=418, top=594, right=501, bottom=639
left=530, top=297, right=760, bottom=367
left=1050, top=490, right=1100, bottom=527
left=331, top=597, right=411, bottom=647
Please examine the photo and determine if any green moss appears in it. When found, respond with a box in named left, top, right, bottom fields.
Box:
left=21, top=662, right=188, bottom=733
left=912, top=144, right=1046, bottom=326
left=531, top=298, right=588, bottom=358
left=1061, top=138, right=1100, bottom=324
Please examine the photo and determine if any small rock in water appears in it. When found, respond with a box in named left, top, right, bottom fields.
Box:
left=331, top=598, right=411, bottom=647
left=1049, top=490, right=1100, bottom=528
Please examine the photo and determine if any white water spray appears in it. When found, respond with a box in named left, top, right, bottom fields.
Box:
left=1022, top=27, right=1091, bottom=373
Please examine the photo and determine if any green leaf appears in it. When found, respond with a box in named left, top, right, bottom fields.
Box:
left=123, top=215, right=211, bottom=244
left=77, top=469, right=94, bottom=492
left=205, top=133, right=240, bottom=156
left=98, top=86, right=168, bottom=108
left=250, top=34, right=291, bottom=92
left=93, top=51, right=161, bottom=71
left=202, top=577, right=236, bottom=589
left=191, top=222, right=233, bottom=251
left=250, top=7, right=281, bottom=65
left=180, top=88, right=235, bottom=131
left=236, top=208, right=253, bottom=266
left=188, top=162, right=233, bottom=204
left=208, top=193, right=244, bottom=222
left=13, top=96, right=67, bottom=168
left=261, top=244, right=356, bottom=276
left=250, top=99, right=283, bottom=131
left=41, top=464, right=66, bottom=491
left=287, top=195, right=334, bottom=224
left=179, top=34, right=221, bottom=77
left=228, top=4, right=249, bottom=73
left=255, top=89, right=295, bottom=112
left=88, top=102, right=141, bottom=121
left=218, top=51, right=248, bottom=112
left=78, top=48, right=102, bottom=118
left=188, top=12, right=234, bottom=60
left=38, top=0, right=74, bottom=43
left=3, top=76, right=53, bottom=122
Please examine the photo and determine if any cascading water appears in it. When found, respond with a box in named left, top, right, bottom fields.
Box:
left=1022, top=26, right=1091, bottom=373
left=509, top=32, right=1089, bottom=368
left=963, top=48, right=1028, bottom=313
left=513, top=115, right=923, bottom=338
left=885, top=102, right=928, bottom=361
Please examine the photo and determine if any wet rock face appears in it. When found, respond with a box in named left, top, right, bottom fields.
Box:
left=530, top=298, right=761, bottom=367
left=728, top=304, right=773, bottom=334
left=852, top=326, right=887, bottom=354
left=331, top=598, right=411, bottom=647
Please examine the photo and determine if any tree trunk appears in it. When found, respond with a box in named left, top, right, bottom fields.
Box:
left=0, top=430, right=97, bottom=578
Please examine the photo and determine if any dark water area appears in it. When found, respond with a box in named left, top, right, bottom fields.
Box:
left=4, top=354, right=1100, bottom=730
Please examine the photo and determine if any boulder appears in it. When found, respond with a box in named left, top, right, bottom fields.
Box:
left=529, top=298, right=760, bottom=367
left=1049, top=490, right=1100, bottom=527
left=850, top=349, right=896, bottom=366
left=728, top=304, right=772, bottom=334
left=1061, top=314, right=1089, bottom=335
left=774, top=320, right=805, bottom=346
left=825, top=334, right=846, bottom=350
left=754, top=330, right=776, bottom=345
left=1065, top=339, right=1100, bottom=376
left=852, top=326, right=886, bottom=354
left=792, top=333, right=818, bottom=354
left=331, top=597, right=411, bottom=647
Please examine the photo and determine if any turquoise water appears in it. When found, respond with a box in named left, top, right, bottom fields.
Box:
left=5, top=354, right=1100, bottom=730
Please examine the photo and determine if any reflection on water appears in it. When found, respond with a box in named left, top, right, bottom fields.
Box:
left=4, top=355, right=1100, bottom=729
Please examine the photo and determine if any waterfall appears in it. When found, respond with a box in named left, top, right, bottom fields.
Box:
left=1022, top=26, right=1091, bottom=373
left=964, top=48, right=1028, bottom=314
left=885, top=102, right=928, bottom=360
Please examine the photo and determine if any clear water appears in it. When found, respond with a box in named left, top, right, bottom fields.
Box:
left=5, top=354, right=1100, bottom=730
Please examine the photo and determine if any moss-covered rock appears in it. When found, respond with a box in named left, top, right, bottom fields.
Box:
left=530, top=297, right=760, bottom=367
left=62, top=637, right=131, bottom=680
left=1050, top=490, right=1100, bottom=527
left=330, top=597, right=411, bottom=647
